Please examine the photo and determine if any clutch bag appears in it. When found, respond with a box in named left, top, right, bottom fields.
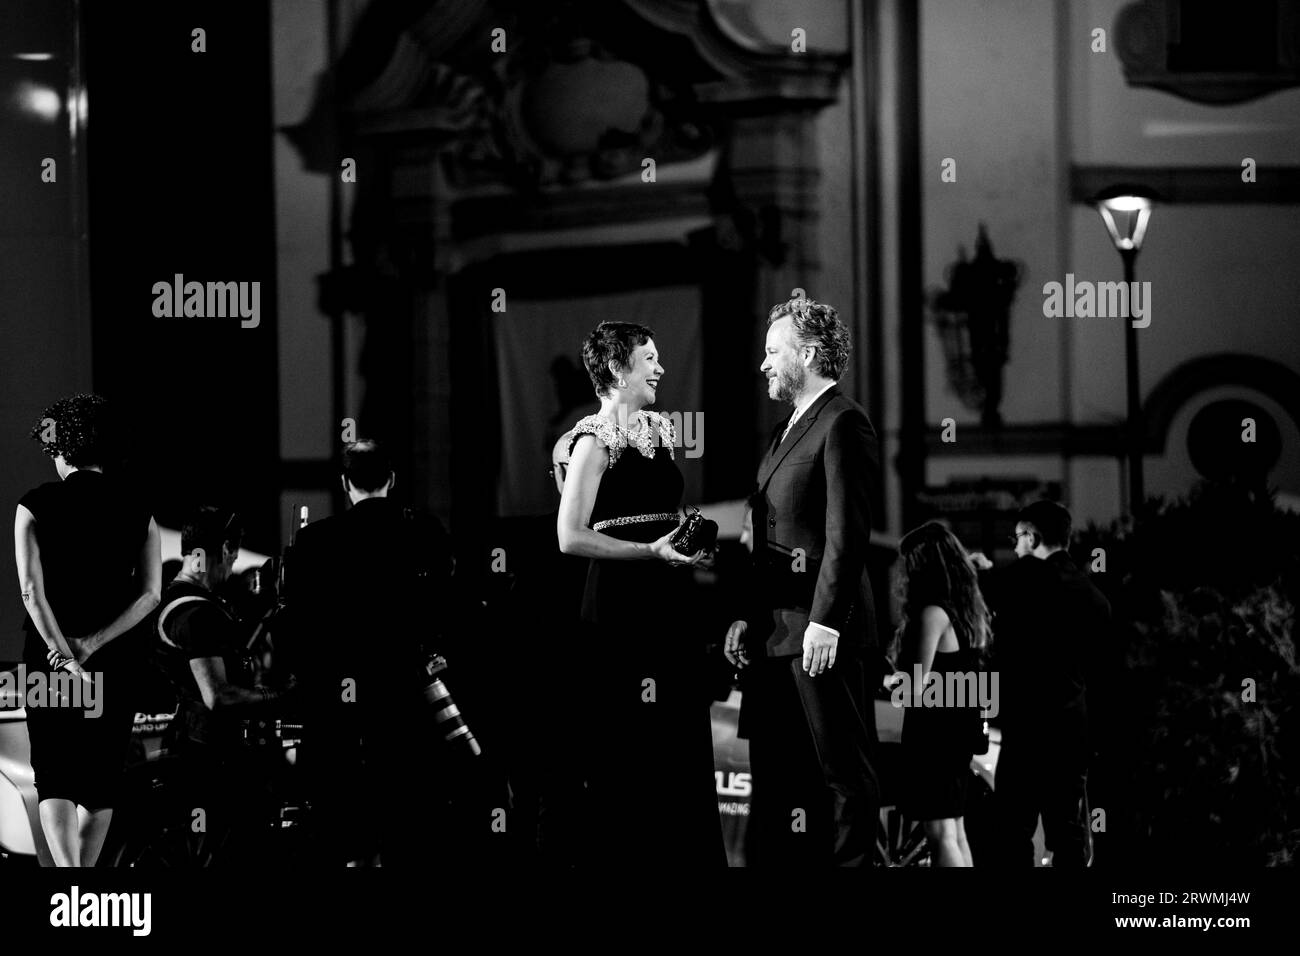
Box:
left=669, top=506, right=718, bottom=556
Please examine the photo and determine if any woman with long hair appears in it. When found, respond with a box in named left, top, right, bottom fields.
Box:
left=892, top=521, right=992, bottom=866
left=14, top=394, right=161, bottom=865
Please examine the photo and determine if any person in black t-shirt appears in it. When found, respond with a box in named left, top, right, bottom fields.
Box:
left=154, top=506, right=293, bottom=862
left=15, top=393, right=161, bottom=867
left=157, top=508, right=292, bottom=752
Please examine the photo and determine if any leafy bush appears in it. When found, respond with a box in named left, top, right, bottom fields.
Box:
left=1074, top=482, right=1300, bottom=867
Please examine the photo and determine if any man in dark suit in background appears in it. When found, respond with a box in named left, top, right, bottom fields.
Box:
left=724, top=296, right=881, bottom=867
left=289, top=439, right=454, bottom=866
left=976, top=499, right=1110, bottom=868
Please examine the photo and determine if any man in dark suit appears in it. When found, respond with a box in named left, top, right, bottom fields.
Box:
left=976, top=500, right=1110, bottom=868
left=289, top=439, right=454, bottom=866
left=724, top=296, right=881, bottom=867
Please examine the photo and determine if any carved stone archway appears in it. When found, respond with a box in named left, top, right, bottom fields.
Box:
left=285, top=0, right=851, bottom=540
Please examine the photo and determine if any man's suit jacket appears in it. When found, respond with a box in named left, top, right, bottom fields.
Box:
left=980, top=551, right=1111, bottom=750
left=289, top=497, right=453, bottom=723
left=745, top=384, right=881, bottom=658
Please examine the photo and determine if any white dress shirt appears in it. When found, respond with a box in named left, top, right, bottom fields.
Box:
left=780, top=380, right=836, bottom=444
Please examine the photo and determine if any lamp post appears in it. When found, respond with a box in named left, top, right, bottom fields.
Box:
left=1093, top=184, right=1157, bottom=518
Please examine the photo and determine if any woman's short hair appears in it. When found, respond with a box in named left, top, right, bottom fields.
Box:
left=768, top=297, right=852, bottom=382
left=581, top=322, right=655, bottom=396
left=29, top=393, right=116, bottom=467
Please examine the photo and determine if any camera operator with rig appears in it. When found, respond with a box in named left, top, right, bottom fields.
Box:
left=286, top=439, right=456, bottom=867
left=154, top=506, right=296, bottom=864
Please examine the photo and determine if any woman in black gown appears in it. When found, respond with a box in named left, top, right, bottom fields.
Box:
left=14, top=394, right=161, bottom=866
left=557, top=322, right=725, bottom=867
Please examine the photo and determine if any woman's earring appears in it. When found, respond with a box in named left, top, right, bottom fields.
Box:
left=618, top=378, right=627, bottom=389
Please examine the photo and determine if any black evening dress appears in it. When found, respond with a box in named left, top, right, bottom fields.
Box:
left=18, top=470, right=152, bottom=811
left=569, top=410, right=725, bottom=867
left=899, top=603, right=978, bottom=822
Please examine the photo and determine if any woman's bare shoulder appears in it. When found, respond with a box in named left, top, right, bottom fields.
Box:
left=920, top=604, right=951, bottom=625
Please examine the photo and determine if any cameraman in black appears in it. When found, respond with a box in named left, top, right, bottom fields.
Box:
left=155, top=506, right=294, bottom=863
left=288, top=439, right=454, bottom=867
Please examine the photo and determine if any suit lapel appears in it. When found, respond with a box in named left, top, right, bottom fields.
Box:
left=764, top=419, right=788, bottom=459
left=756, top=385, right=840, bottom=490
left=756, top=415, right=792, bottom=479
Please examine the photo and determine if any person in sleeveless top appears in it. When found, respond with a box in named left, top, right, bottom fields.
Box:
left=14, top=394, right=161, bottom=866
left=892, top=521, right=993, bottom=866
left=557, top=322, right=725, bottom=867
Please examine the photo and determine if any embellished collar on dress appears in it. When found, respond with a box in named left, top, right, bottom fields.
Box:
left=570, top=410, right=676, bottom=466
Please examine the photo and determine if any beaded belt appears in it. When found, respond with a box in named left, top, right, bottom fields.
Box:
left=592, top=512, right=680, bottom=533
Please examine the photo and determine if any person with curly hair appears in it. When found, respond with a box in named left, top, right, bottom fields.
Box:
left=14, top=393, right=161, bottom=866
left=724, top=296, right=884, bottom=867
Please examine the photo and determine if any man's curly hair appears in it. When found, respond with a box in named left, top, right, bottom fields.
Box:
left=29, top=393, right=116, bottom=467
left=768, top=296, right=852, bottom=381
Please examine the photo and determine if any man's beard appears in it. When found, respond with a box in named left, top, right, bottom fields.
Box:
left=772, top=363, right=806, bottom=403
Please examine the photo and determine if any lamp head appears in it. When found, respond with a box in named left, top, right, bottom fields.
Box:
left=1093, top=183, right=1159, bottom=253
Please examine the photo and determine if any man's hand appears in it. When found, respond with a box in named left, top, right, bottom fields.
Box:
left=802, top=624, right=838, bottom=676
left=723, top=620, right=750, bottom=669
left=968, top=551, right=993, bottom=571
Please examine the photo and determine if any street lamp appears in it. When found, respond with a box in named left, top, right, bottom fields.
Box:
left=1093, top=183, right=1158, bottom=518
